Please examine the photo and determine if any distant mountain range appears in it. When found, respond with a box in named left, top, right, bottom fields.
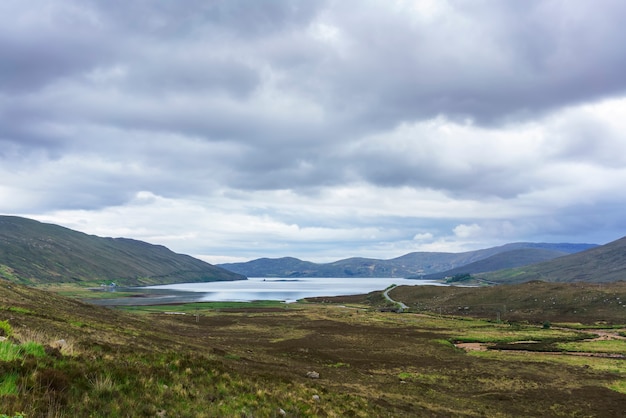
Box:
left=218, top=242, right=597, bottom=278
left=0, top=216, right=245, bottom=285
left=478, top=235, right=626, bottom=283
left=2, top=215, right=622, bottom=286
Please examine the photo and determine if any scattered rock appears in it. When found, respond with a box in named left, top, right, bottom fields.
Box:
left=52, top=339, right=67, bottom=349
left=156, top=410, right=167, bottom=418
left=306, top=371, right=320, bottom=379
left=312, top=394, right=320, bottom=401
left=278, top=408, right=286, bottom=416
left=0, top=336, right=7, bottom=342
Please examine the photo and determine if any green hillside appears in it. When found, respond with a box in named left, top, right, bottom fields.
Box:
left=424, top=248, right=569, bottom=279
left=480, top=235, right=626, bottom=283
left=0, top=216, right=245, bottom=285
left=387, top=280, right=626, bottom=324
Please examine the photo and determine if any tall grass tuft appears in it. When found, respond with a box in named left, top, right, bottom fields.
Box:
left=0, top=372, right=19, bottom=396
left=0, top=319, right=12, bottom=338
left=88, top=373, right=116, bottom=394
left=21, top=341, right=46, bottom=358
left=0, top=341, right=22, bottom=361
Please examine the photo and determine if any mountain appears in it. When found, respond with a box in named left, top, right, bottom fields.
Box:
left=423, top=248, right=570, bottom=279
left=479, top=235, right=626, bottom=283
left=219, top=242, right=596, bottom=278
left=0, top=215, right=245, bottom=285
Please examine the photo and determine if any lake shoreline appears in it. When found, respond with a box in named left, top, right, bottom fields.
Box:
left=85, top=277, right=447, bottom=306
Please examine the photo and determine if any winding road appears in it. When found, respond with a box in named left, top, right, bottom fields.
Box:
left=383, top=285, right=408, bottom=311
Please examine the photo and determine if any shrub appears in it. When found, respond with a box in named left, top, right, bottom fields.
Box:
left=543, top=321, right=551, bottom=329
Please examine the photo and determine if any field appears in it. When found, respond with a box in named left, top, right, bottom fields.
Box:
left=1, top=280, right=625, bottom=417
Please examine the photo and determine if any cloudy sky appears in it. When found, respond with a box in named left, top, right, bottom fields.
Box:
left=2, top=0, right=626, bottom=264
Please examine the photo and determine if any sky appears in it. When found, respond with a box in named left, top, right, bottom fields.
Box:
left=2, top=0, right=626, bottom=264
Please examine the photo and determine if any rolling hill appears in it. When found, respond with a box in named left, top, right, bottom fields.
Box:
left=219, top=242, right=596, bottom=278
left=479, top=235, right=626, bottom=283
left=0, top=215, right=245, bottom=285
left=423, top=248, right=570, bottom=279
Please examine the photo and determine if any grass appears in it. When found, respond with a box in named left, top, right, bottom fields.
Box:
left=2, top=280, right=626, bottom=416
left=451, top=325, right=591, bottom=344
left=557, top=339, right=626, bottom=354
left=468, top=348, right=626, bottom=394
left=117, top=300, right=287, bottom=313
left=0, top=341, right=22, bottom=362
left=609, top=379, right=626, bottom=394
left=0, top=373, right=19, bottom=396
left=0, top=341, right=46, bottom=361
left=0, top=319, right=12, bottom=337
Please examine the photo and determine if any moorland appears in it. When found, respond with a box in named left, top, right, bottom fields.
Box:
left=1, top=280, right=625, bottom=417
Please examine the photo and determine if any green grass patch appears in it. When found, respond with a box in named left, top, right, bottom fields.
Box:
left=397, top=371, right=419, bottom=381
left=327, top=362, right=350, bottom=368
left=556, top=340, right=626, bottom=354
left=20, top=341, right=46, bottom=358
left=0, top=372, right=19, bottom=396
left=433, top=339, right=456, bottom=348
left=0, top=320, right=13, bottom=338
left=0, top=341, right=22, bottom=361
left=0, top=340, right=46, bottom=361
left=451, top=326, right=590, bottom=344
left=0, top=264, right=19, bottom=281
left=2, top=307, right=33, bottom=315
left=553, top=322, right=626, bottom=330
left=608, top=379, right=626, bottom=394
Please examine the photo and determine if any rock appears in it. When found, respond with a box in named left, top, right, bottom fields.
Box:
left=312, top=394, right=320, bottom=401
left=52, top=339, right=67, bottom=349
left=278, top=408, right=286, bottom=416
left=306, top=371, right=320, bottom=379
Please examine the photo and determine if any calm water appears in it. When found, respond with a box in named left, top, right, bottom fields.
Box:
left=146, top=277, right=446, bottom=303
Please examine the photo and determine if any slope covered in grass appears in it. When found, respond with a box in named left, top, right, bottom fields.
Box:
left=388, top=281, right=626, bottom=324
left=424, top=248, right=569, bottom=279
left=0, top=216, right=244, bottom=285
left=480, top=235, right=626, bottom=283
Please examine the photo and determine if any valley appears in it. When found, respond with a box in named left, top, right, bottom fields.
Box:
left=1, top=217, right=625, bottom=416
left=1, top=280, right=625, bottom=417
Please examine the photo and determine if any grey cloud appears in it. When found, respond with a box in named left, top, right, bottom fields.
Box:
left=345, top=151, right=533, bottom=199
left=0, top=3, right=117, bottom=94
left=2, top=0, right=626, bottom=225
left=547, top=119, right=626, bottom=168
left=125, top=55, right=261, bottom=98
left=289, top=0, right=626, bottom=127
left=90, top=0, right=325, bottom=40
